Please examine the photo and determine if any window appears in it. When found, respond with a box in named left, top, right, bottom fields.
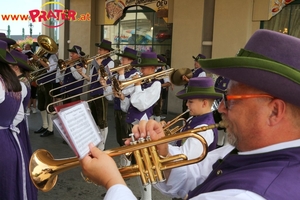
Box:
left=103, top=5, right=172, bottom=65
left=261, top=0, right=300, bottom=38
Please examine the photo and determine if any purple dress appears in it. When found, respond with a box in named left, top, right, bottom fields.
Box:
left=0, top=77, right=36, bottom=200
left=18, top=78, right=38, bottom=200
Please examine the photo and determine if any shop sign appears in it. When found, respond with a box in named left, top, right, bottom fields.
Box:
left=105, top=0, right=168, bottom=24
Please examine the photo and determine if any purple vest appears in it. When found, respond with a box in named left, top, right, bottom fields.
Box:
left=113, top=68, right=138, bottom=110
left=90, top=57, right=113, bottom=97
left=192, top=68, right=204, bottom=78
left=126, top=80, right=158, bottom=124
left=177, top=112, right=218, bottom=151
left=187, top=147, right=300, bottom=199
left=61, top=62, right=84, bottom=95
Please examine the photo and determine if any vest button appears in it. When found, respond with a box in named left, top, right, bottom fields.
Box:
left=216, top=170, right=222, bottom=175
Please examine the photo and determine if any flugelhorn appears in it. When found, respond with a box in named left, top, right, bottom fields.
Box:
left=29, top=123, right=223, bottom=192
left=163, top=109, right=190, bottom=136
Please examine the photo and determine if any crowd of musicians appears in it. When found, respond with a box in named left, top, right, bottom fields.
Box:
left=3, top=29, right=299, bottom=200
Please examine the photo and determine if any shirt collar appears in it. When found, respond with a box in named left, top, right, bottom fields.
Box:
left=238, top=139, right=300, bottom=155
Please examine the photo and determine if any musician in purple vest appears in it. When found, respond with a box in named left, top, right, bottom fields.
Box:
left=118, top=51, right=164, bottom=200
left=60, top=45, right=86, bottom=104
left=79, top=29, right=300, bottom=200
left=102, top=47, right=139, bottom=147
left=88, top=39, right=114, bottom=150
left=182, top=53, right=207, bottom=120
left=169, top=77, right=222, bottom=159
left=33, top=43, right=58, bottom=137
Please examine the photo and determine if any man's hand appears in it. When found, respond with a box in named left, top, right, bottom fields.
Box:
left=80, top=144, right=126, bottom=189
left=126, top=120, right=169, bottom=157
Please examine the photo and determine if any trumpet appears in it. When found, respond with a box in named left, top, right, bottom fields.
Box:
left=29, top=123, right=223, bottom=192
left=163, top=109, right=190, bottom=136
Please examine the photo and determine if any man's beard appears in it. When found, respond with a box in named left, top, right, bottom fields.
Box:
left=226, top=131, right=237, bottom=146
left=221, top=117, right=237, bottom=146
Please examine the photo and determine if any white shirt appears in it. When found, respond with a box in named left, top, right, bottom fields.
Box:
left=46, top=54, right=58, bottom=73
left=169, top=121, right=215, bottom=160
left=0, top=81, right=24, bottom=125
left=103, top=71, right=139, bottom=101
left=120, top=81, right=161, bottom=122
left=105, top=139, right=300, bottom=199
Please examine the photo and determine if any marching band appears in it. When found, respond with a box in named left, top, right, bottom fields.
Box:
left=1, top=32, right=226, bottom=200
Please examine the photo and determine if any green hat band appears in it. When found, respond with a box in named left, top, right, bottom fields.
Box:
left=237, top=49, right=300, bottom=84
left=186, top=86, right=215, bottom=93
left=138, top=57, right=159, bottom=65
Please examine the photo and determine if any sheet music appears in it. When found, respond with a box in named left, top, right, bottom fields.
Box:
left=56, top=101, right=101, bottom=159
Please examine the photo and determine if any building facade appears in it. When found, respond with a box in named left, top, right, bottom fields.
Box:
left=41, top=0, right=291, bottom=114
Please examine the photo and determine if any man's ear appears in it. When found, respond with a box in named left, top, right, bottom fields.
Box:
left=268, top=99, right=286, bottom=126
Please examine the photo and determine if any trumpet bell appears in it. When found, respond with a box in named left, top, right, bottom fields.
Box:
left=29, top=123, right=222, bottom=192
left=170, top=68, right=192, bottom=86
left=29, top=149, right=78, bottom=192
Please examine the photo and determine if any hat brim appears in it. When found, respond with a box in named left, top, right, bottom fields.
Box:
left=15, top=57, right=35, bottom=71
left=0, top=37, right=16, bottom=45
left=176, top=89, right=222, bottom=100
left=199, top=57, right=300, bottom=107
left=68, top=49, right=86, bottom=56
left=115, top=53, right=136, bottom=60
left=0, top=49, right=17, bottom=64
left=95, top=43, right=114, bottom=51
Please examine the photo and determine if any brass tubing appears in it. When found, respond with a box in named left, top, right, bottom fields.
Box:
left=29, top=123, right=221, bottom=192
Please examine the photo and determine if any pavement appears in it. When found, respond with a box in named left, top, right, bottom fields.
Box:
left=27, top=102, right=177, bottom=200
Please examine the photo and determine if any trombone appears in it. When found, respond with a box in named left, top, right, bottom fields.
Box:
left=36, top=49, right=119, bottom=85
left=58, top=49, right=119, bottom=72
left=48, top=63, right=132, bottom=97
left=46, top=68, right=174, bottom=114
left=29, top=123, right=223, bottom=192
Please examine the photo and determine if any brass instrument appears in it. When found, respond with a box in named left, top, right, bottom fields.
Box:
left=46, top=68, right=174, bottom=114
left=99, top=63, right=132, bottom=80
left=57, top=49, right=119, bottom=72
left=10, top=43, right=22, bottom=51
left=113, top=68, right=174, bottom=93
left=163, top=109, right=190, bottom=136
left=48, top=63, right=131, bottom=99
left=29, top=123, right=222, bottom=192
left=169, top=68, right=192, bottom=86
left=37, top=50, right=120, bottom=85
left=29, top=35, right=58, bottom=81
